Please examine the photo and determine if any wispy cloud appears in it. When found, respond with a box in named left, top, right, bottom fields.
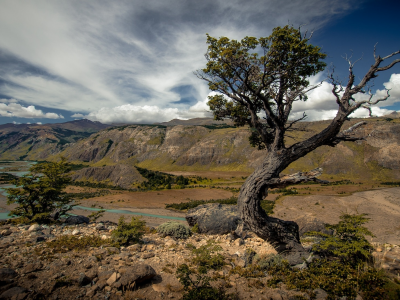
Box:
left=0, top=0, right=363, bottom=122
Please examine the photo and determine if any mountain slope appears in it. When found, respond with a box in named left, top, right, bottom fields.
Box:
left=52, top=118, right=400, bottom=181
left=0, top=119, right=110, bottom=160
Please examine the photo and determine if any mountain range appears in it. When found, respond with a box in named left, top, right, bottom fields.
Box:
left=1, top=117, right=400, bottom=187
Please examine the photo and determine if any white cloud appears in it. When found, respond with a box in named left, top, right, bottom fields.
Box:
left=0, top=0, right=360, bottom=117
left=36, top=122, right=42, bottom=124
left=288, top=73, right=400, bottom=121
left=85, top=105, right=181, bottom=124
left=71, top=113, right=85, bottom=118
left=0, top=102, right=64, bottom=119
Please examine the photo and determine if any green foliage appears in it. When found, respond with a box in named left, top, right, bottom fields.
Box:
left=176, top=264, right=232, bottom=300
left=87, top=209, right=105, bottom=222
left=111, top=216, right=146, bottom=246
left=0, top=172, right=19, bottom=183
left=253, top=253, right=285, bottom=270
left=191, top=240, right=225, bottom=274
left=136, top=166, right=190, bottom=190
left=165, top=196, right=237, bottom=211
left=176, top=240, right=233, bottom=300
left=268, top=259, right=388, bottom=299
left=46, top=235, right=110, bottom=253
left=201, top=124, right=236, bottom=130
left=267, top=213, right=400, bottom=299
left=191, top=223, right=199, bottom=233
left=307, top=213, right=374, bottom=266
left=200, top=25, right=326, bottom=149
left=157, top=221, right=191, bottom=239
left=6, top=157, right=74, bottom=222
left=260, top=200, right=275, bottom=215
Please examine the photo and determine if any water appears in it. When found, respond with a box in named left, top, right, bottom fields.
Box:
left=0, top=160, right=186, bottom=221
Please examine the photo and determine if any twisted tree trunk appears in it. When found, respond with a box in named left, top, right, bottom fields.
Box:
left=238, top=151, right=325, bottom=262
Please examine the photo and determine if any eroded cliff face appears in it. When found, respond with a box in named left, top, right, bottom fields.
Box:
left=60, top=125, right=266, bottom=171
left=71, top=164, right=145, bottom=189
left=5, top=119, right=400, bottom=180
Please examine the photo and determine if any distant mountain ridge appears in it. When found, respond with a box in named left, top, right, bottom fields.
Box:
left=1, top=117, right=400, bottom=183
left=0, top=119, right=111, bottom=160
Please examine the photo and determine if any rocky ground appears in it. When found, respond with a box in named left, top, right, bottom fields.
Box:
left=1, top=219, right=400, bottom=300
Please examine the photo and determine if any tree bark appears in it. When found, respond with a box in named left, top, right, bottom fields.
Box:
left=238, top=151, right=324, bottom=256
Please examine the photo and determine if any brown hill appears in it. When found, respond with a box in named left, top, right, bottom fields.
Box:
left=49, top=118, right=400, bottom=181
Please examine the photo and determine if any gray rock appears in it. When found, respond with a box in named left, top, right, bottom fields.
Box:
left=186, top=203, right=242, bottom=235
left=313, top=288, right=328, bottom=299
left=295, top=216, right=333, bottom=237
left=118, top=264, right=156, bottom=287
left=0, top=286, right=28, bottom=300
left=0, top=237, right=14, bottom=244
left=0, top=269, right=17, bottom=280
left=65, top=215, right=89, bottom=225
left=78, top=273, right=91, bottom=286
left=28, top=224, right=40, bottom=231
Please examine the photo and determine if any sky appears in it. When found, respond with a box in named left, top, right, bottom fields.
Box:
left=0, top=0, right=399, bottom=125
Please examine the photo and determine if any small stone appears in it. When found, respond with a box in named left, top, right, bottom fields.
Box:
left=141, top=253, right=155, bottom=259
left=234, top=238, right=244, bottom=246
left=377, top=247, right=383, bottom=252
left=101, top=235, right=108, bottom=240
left=106, top=272, right=119, bottom=286
left=0, top=229, right=12, bottom=236
left=72, top=229, right=80, bottom=235
left=28, top=224, right=40, bottom=231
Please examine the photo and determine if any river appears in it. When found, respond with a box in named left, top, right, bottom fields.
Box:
left=0, top=161, right=186, bottom=223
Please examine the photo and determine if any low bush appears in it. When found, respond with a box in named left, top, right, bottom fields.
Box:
left=306, top=213, right=374, bottom=266
left=111, top=216, right=146, bottom=246
left=253, top=253, right=285, bottom=271
left=191, top=240, right=225, bottom=274
left=176, top=264, right=233, bottom=300
left=45, top=235, right=110, bottom=253
left=157, top=221, right=191, bottom=239
left=176, top=240, right=234, bottom=300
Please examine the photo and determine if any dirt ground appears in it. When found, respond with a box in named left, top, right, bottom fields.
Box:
left=272, top=187, right=400, bottom=245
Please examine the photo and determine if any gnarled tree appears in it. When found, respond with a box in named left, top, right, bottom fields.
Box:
left=196, top=25, right=400, bottom=262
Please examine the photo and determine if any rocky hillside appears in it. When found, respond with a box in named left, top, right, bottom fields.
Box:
left=52, top=118, right=400, bottom=181
left=2, top=117, right=400, bottom=181
left=71, top=164, right=145, bottom=189
left=0, top=120, right=110, bottom=160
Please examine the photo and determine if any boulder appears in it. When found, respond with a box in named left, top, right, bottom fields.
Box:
left=118, top=264, right=156, bottom=287
left=65, top=215, right=89, bottom=225
left=186, top=203, right=242, bottom=235
left=294, top=216, right=333, bottom=237
left=0, top=287, right=28, bottom=300
left=0, top=269, right=17, bottom=280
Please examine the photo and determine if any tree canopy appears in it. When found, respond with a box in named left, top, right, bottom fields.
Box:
left=197, top=25, right=327, bottom=150
left=6, top=158, right=74, bottom=222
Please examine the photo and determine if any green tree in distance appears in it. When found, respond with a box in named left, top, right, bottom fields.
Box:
left=6, top=158, right=74, bottom=222
left=196, top=25, right=400, bottom=261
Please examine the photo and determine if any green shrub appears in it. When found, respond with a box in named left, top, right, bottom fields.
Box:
left=268, top=259, right=388, bottom=299
left=176, top=264, right=233, bottom=300
left=46, top=235, right=110, bottom=253
left=6, top=158, right=74, bottom=222
left=111, top=216, right=146, bottom=246
left=306, top=213, right=374, bottom=266
left=191, top=223, right=199, bottom=233
left=191, top=240, right=225, bottom=274
left=157, top=221, right=191, bottom=239
left=88, top=209, right=105, bottom=222
left=253, top=253, right=285, bottom=271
